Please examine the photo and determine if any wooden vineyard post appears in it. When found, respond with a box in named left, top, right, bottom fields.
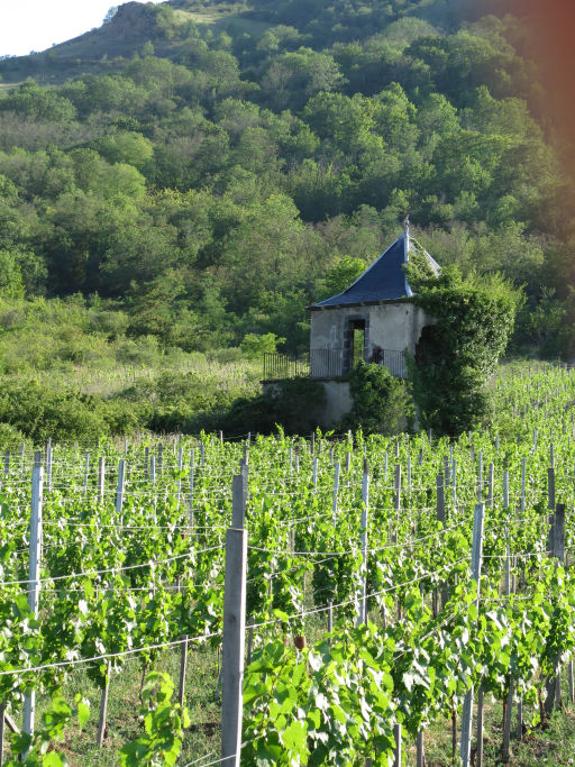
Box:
left=176, top=445, right=184, bottom=508
left=545, top=504, right=565, bottom=715
left=477, top=451, right=483, bottom=502
left=312, top=457, right=318, bottom=490
left=179, top=636, right=189, bottom=708
left=436, top=473, right=445, bottom=524
left=416, top=730, right=425, bottom=767
left=502, top=582, right=514, bottom=760
left=356, top=462, right=369, bottom=627
left=451, top=459, right=458, bottom=511
left=246, top=617, right=255, bottom=664
left=460, top=503, right=486, bottom=767
left=98, top=457, right=106, bottom=505
left=23, top=454, right=44, bottom=742
left=547, top=467, right=555, bottom=512
left=487, top=462, right=494, bottom=508
left=0, top=703, right=5, bottom=767
left=476, top=687, right=485, bottom=767
left=157, top=443, right=164, bottom=475
left=96, top=664, right=110, bottom=747
left=393, top=723, right=402, bottom=767
left=45, top=438, right=53, bottom=492
left=115, top=459, right=125, bottom=520
left=393, top=464, right=401, bottom=544
left=415, top=730, right=425, bottom=767
left=332, top=462, right=340, bottom=523
left=502, top=472, right=514, bottom=762
left=435, top=472, right=446, bottom=614
left=221, top=471, right=248, bottom=767
left=83, top=451, right=90, bottom=496
left=189, top=451, right=195, bottom=526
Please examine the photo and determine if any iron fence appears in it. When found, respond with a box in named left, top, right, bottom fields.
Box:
left=263, top=348, right=407, bottom=380
left=263, top=353, right=309, bottom=381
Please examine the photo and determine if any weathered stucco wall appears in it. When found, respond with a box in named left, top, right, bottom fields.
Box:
left=321, top=381, right=353, bottom=426
left=309, top=301, right=431, bottom=378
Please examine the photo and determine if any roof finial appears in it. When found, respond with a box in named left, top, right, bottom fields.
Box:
left=403, top=214, right=410, bottom=237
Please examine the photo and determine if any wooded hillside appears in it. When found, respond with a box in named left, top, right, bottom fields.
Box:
left=0, top=0, right=571, bottom=361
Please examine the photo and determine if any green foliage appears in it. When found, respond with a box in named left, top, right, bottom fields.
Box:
left=225, top=378, right=326, bottom=435
left=409, top=267, right=521, bottom=435
left=344, top=362, right=413, bottom=434
left=0, top=0, right=575, bottom=424
left=0, top=381, right=113, bottom=444
left=319, top=256, right=366, bottom=300
left=119, top=673, right=190, bottom=767
left=240, top=332, right=285, bottom=358
left=0, top=0, right=569, bottom=372
left=0, top=249, right=25, bottom=298
left=243, top=628, right=396, bottom=765
left=6, top=694, right=90, bottom=766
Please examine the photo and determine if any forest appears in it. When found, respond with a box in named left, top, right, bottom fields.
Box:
left=0, top=0, right=572, bottom=440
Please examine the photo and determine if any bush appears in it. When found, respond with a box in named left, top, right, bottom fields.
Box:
left=222, top=378, right=326, bottom=435
left=409, top=267, right=520, bottom=436
left=0, top=422, right=28, bottom=448
left=0, top=381, right=145, bottom=444
left=343, top=362, right=413, bottom=434
left=240, top=332, right=285, bottom=359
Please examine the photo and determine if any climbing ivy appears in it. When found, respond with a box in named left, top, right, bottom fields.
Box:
left=407, top=266, right=521, bottom=436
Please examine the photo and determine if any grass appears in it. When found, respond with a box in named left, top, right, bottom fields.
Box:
left=422, top=667, right=575, bottom=766
left=31, top=644, right=222, bottom=766
left=7, top=629, right=575, bottom=766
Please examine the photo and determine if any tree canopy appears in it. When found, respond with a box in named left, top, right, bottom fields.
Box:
left=0, top=0, right=571, bottom=356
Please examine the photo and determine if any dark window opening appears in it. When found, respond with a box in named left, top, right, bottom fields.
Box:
left=415, top=325, right=439, bottom=367
left=345, top=318, right=366, bottom=373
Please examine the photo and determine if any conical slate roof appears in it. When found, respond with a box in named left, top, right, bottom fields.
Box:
left=311, top=228, right=440, bottom=310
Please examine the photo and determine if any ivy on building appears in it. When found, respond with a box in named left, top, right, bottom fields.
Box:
left=406, top=265, right=521, bottom=436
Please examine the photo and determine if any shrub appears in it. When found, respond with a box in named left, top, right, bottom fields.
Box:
left=0, top=422, right=28, bottom=448
left=0, top=381, right=145, bottom=444
left=240, top=332, right=285, bottom=359
left=223, top=378, right=326, bottom=435
left=409, top=267, right=520, bottom=436
left=343, top=362, right=413, bottom=434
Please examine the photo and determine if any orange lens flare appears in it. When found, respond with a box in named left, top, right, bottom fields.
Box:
left=505, top=0, right=575, bottom=180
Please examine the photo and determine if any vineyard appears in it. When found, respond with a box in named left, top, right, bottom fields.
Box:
left=2, top=363, right=575, bottom=766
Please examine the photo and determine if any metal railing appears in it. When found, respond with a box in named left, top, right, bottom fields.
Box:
left=310, top=348, right=346, bottom=378
left=263, top=348, right=407, bottom=381
left=379, top=348, right=408, bottom=378
left=310, top=348, right=407, bottom=379
left=263, top=353, right=309, bottom=381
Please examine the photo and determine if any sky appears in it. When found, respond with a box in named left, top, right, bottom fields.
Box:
left=0, top=0, right=163, bottom=58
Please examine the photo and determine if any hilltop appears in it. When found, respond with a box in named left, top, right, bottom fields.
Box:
left=0, top=0, right=494, bottom=84
left=0, top=2, right=259, bottom=83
